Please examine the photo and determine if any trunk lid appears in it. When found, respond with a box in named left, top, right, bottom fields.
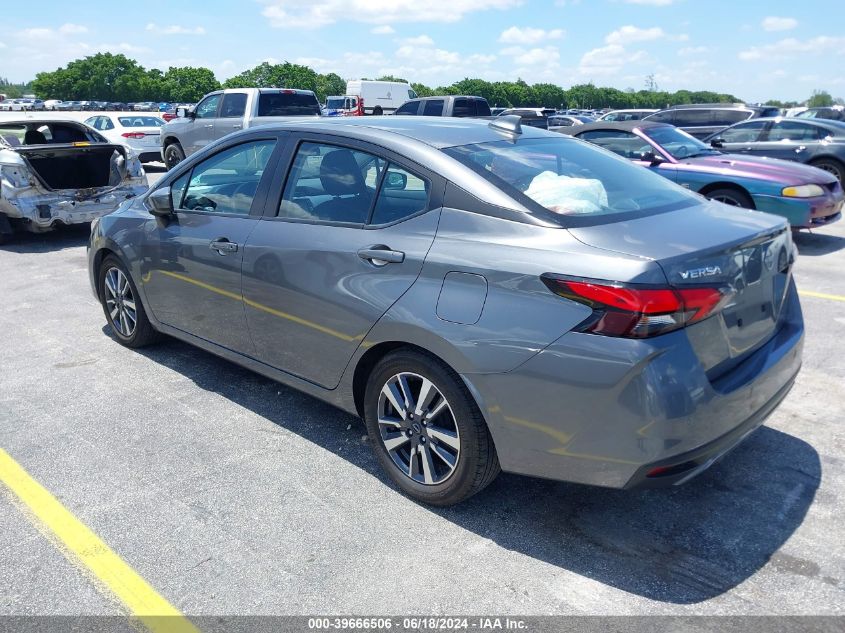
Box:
left=16, top=143, right=129, bottom=194
left=568, top=202, right=795, bottom=375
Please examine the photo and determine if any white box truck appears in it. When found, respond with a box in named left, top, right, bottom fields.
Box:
left=345, top=80, right=417, bottom=115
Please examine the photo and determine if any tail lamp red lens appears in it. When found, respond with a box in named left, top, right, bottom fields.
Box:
left=121, top=132, right=147, bottom=139
left=543, top=278, right=729, bottom=338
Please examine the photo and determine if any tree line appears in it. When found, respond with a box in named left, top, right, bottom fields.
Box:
left=24, top=52, right=842, bottom=109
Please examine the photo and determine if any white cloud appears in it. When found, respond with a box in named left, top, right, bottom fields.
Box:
left=622, top=0, right=677, bottom=5
left=739, top=36, right=845, bottom=61
left=579, top=44, right=647, bottom=75
left=402, top=35, right=435, bottom=46
left=605, top=25, right=664, bottom=45
left=371, top=25, right=395, bottom=34
left=501, top=45, right=560, bottom=66
left=58, top=24, right=88, bottom=35
left=145, top=23, right=206, bottom=35
left=678, top=45, right=709, bottom=56
left=762, top=16, right=798, bottom=32
left=498, top=26, right=564, bottom=44
left=261, top=0, right=522, bottom=29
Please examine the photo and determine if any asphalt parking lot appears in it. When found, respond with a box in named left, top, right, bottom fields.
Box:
left=1, top=206, right=844, bottom=620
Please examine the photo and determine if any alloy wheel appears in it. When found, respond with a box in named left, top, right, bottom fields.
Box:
left=711, top=194, right=742, bottom=206
left=377, top=372, right=461, bottom=485
left=104, top=267, right=137, bottom=337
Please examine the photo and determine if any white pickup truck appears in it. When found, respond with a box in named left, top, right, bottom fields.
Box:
left=159, top=87, right=321, bottom=168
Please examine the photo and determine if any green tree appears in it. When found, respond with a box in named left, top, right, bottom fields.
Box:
left=32, top=53, right=156, bottom=101
left=315, top=72, right=346, bottom=101
left=807, top=90, right=833, bottom=107
left=223, top=62, right=319, bottom=93
left=161, top=66, right=220, bottom=102
left=411, top=82, right=434, bottom=98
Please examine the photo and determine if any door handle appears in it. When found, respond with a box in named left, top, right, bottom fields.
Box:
left=795, top=145, right=806, bottom=153
left=358, top=246, right=404, bottom=265
left=232, top=124, right=242, bottom=129
left=204, top=124, right=213, bottom=129
left=210, top=239, right=239, bottom=255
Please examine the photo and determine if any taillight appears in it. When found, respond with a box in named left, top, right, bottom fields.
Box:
left=356, top=97, right=364, bottom=116
left=121, top=132, right=147, bottom=139
left=542, top=277, right=730, bottom=338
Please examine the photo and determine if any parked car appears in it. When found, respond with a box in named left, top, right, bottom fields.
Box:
left=394, top=96, right=492, bottom=118
left=497, top=107, right=557, bottom=128
left=346, top=79, right=417, bottom=115
left=490, top=107, right=507, bottom=116
left=133, top=102, right=159, bottom=112
left=85, top=114, right=165, bottom=163
left=796, top=106, right=845, bottom=122
left=88, top=116, right=804, bottom=505
left=546, top=114, right=594, bottom=128
left=105, top=102, right=129, bottom=111
left=44, top=100, right=70, bottom=111
left=704, top=117, right=845, bottom=184
left=598, top=109, right=658, bottom=122
left=160, top=88, right=321, bottom=169
left=0, top=119, right=147, bottom=242
left=324, top=95, right=363, bottom=117
left=645, top=104, right=781, bottom=139
left=63, top=100, right=83, bottom=111
left=569, top=120, right=842, bottom=229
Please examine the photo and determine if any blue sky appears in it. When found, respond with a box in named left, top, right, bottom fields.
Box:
left=1, top=0, right=843, bottom=102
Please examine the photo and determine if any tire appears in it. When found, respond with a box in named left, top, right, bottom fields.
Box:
left=809, top=158, right=845, bottom=185
left=98, top=255, right=161, bottom=348
left=163, top=143, right=185, bottom=170
left=364, top=349, right=500, bottom=506
left=372, top=106, right=383, bottom=116
left=704, top=187, right=754, bottom=209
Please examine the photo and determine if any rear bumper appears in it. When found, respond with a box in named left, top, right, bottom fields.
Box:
left=752, top=191, right=843, bottom=228
left=463, top=280, right=804, bottom=489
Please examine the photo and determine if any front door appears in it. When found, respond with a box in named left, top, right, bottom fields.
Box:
left=181, top=93, right=221, bottom=156
left=215, top=92, right=248, bottom=139
left=139, top=137, right=279, bottom=354
left=242, top=137, right=441, bottom=388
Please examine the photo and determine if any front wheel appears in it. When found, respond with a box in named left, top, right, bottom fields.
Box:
left=163, top=143, right=185, bottom=170
left=364, top=350, right=500, bottom=506
left=810, top=158, right=845, bottom=185
left=704, top=187, right=754, bottom=209
left=98, top=256, right=161, bottom=348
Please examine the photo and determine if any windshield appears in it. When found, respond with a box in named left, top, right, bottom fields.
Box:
left=443, top=137, right=698, bottom=223
left=326, top=98, right=346, bottom=109
left=118, top=116, right=163, bottom=127
left=646, top=126, right=718, bottom=159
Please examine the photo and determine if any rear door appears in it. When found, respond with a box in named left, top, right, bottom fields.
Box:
left=750, top=120, right=825, bottom=162
left=138, top=135, right=281, bottom=354
left=242, top=134, right=443, bottom=388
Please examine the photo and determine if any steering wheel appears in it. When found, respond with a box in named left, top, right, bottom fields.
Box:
left=674, top=145, right=689, bottom=158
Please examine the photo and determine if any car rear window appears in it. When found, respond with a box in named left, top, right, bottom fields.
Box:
left=118, top=117, right=163, bottom=127
left=443, top=137, right=698, bottom=226
left=257, top=92, right=321, bottom=116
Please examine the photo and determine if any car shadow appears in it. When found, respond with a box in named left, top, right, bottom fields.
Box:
left=128, top=335, right=820, bottom=605
left=0, top=223, right=90, bottom=253
left=793, top=230, right=845, bottom=256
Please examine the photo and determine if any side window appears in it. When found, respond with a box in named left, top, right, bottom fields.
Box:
left=452, top=98, right=472, bottom=117
left=422, top=99, right=444, bottom=116
left=170, top=172, right=189, bottom=209
left=177, top=140, right=276, bottom=215
left=277, top=142, right=384, bottom=224
left=720, top=110, right=753, bottom=126
left=720, top=120, right=768, bottom=143
left=579, top=130, right=649, bottom=159
left=475, top=100, right=492, bottom=117
left=84, top=117, right=99, bottom=129
left=672, top=109, right=711, bottom=127
left=646, top=111, right=674, bottom=124
left=369, top=164, right=431, bottom=225
left=102, top=117, right=115, bottom=130
left=195, top=94, right=221, bottom=119
left=220, top=93, right=247, bottom=118
left=767, top=121, right=824, bottom=142
left=395, top=101, right=420, bottom=116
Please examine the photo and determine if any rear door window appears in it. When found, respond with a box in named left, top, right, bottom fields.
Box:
left=453, top=98, right=474, bottom=117
left=645, top=110, right=674, bottom=124
left=220, top=93, right=248, bottom=118
left=422, top=100, right=444, bottom=116
left=369, top=165, right=430, bottom=225
left=766, top=121, right=825, bottom=141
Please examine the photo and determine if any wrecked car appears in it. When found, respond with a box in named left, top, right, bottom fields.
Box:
left=0, top=120, right=148, bottom=243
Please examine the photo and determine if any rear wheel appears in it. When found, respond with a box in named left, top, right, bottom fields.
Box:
left=704, top=187, right=754, bottom=209
left=163, top=143, right=185, bottom=170
left=372, top=106, right=383, bottom=116
left=98, top=256, right=161, bottom=348
left=364, top=349, right=500, bottom=506
left=810, top=158, right=845, bottom=184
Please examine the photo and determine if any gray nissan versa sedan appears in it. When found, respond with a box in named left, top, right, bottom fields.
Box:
left=87, top=116, right=804, bottom=505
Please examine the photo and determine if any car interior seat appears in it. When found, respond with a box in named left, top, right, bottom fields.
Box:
left=313, top=149, right=373, bottom=223
left=23, top=130, right=48, bottom=145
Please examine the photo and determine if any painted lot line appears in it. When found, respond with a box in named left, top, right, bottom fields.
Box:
left=799, top=290, right=845, bottom=303
left=0, top=448, right=199, bottom=633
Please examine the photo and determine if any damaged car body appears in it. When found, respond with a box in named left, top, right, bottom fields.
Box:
left=0, top=120, right=148, bottom=242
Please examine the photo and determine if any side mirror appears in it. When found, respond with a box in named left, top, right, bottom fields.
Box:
left=384, top=171, right=407, bottom=190
left=710, top=138, right=725, bottom=148
left=147, top=187, right=174, bottom=217
left=176, top=106, right=194, bottom=119
left=640, top=151, right=665, bottom=166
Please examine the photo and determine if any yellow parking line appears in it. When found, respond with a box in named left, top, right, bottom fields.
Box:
left=0, top=448, right=200, bottom=633
left=799, top=290, right=845, bottom=303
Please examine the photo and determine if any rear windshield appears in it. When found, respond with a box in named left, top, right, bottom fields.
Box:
left=118, top=117, right=163, bottom=127
left=443, top=137, right=698, bottom=225
left=257, top=92, right=320, bottom=116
